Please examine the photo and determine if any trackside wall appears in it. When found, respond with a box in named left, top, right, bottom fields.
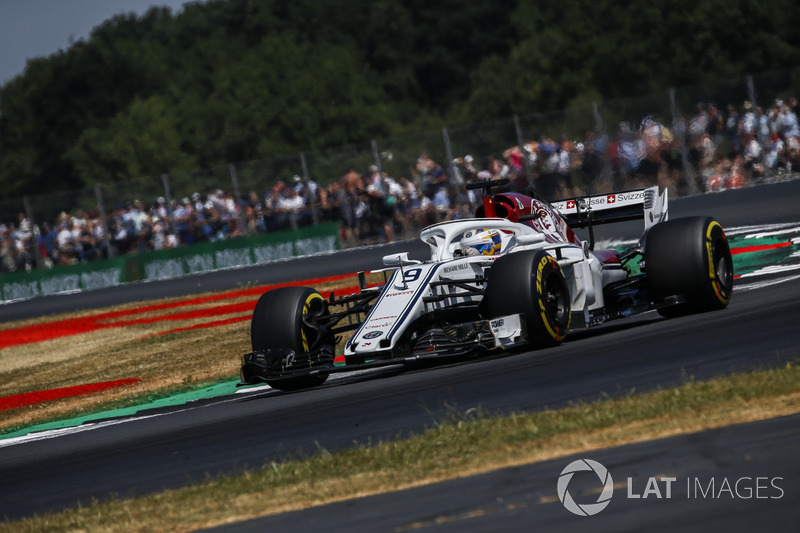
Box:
left=0, top=223, right=339, bottom=303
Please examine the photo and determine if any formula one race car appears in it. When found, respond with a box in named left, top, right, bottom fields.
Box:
left=241, top=179, right=733, bottom=391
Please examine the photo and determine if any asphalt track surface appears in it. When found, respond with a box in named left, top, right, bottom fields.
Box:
left=1, top=180, right=799, bottom=529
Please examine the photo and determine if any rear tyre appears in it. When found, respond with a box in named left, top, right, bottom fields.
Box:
left=485, top=250, right=571, bottom=348
left=250, top=286, right=330, bottom=391
left=645, top=216, right=733, bottom=317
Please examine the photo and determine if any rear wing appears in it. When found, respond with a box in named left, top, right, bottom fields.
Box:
left=551, top=186, right=668, bottom=233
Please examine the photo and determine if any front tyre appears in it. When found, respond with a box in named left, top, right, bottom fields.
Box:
left=249, top=286, right=330, bottom=391
left=645, top=216, right=733, bottom=317
left=485, top=250, right=571, bottom=348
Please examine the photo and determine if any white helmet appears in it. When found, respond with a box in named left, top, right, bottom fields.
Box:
left=460, top=228, right=503, bottom=256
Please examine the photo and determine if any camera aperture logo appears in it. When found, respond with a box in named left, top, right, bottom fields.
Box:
left=557, top=459, right=785, bottom=517
left=557, top=459, right=614, bottom=516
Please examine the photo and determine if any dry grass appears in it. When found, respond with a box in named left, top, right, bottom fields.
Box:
left=0, top=321, right=249, bottom=430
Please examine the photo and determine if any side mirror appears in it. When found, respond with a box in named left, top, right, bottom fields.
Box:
left=382, top=252, right=422, bottom=267
left=515, top=233, right=546, bottom=246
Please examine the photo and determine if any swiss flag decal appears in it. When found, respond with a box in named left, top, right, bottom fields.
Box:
left=566, top=200, right=576, bottom=209
left=607, top=195, right=616, bottom=203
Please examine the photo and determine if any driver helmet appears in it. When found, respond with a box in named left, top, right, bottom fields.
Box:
left=460, top=228, right=503, bottom=256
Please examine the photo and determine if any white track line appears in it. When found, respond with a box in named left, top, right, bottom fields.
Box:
left=726, top=222, right=800, bottom=237
left=735, top=272, right=800, bottom=291
left=0, top=392, right=251, bottom=449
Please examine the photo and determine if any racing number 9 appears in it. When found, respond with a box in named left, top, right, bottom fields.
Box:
left=403, top=268, right=422, bottom=283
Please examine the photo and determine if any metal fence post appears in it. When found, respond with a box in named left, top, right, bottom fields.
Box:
left=300, top=151, right=319, bottom=225
left=94, top=185, right=114, bottom=258
left=371, top=139, right=387, bottom=195
left=442, top=127, right=461, bottom=185
left=592, top=102, right=605, bottom=134
left=670, top=88, right=696, bottom=195
left=23, top=195, right=44, bottom=267
left=228, top=163, right=248, bottom=236
left=513, top=115, right=534, bottom=190
left=592, top=102, right=614, bottom=191
left=747, top=75, right=759, bottom=138
left=161, top=173, right=177, bottom=237
left=747, top=74, right=769, bottom=182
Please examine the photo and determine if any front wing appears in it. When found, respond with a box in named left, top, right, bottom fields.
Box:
left=239, top=313, right=526, bottom=385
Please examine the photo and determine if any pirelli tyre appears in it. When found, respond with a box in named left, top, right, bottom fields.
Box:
left=250, top=286, right=330, bottom=391
left=645, top=216, right=733, bottom=317
left=485, top=250, right=571, bottom=348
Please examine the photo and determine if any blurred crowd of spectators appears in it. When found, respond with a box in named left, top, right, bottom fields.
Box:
left=2, top=96, right=799, bottom=273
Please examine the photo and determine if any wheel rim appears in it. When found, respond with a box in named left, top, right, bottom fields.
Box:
left=300, top=292, right=325, bottom=352
left=713, top=241, right=733, bottom=300
left=543, top=271, right=569, bottom=326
